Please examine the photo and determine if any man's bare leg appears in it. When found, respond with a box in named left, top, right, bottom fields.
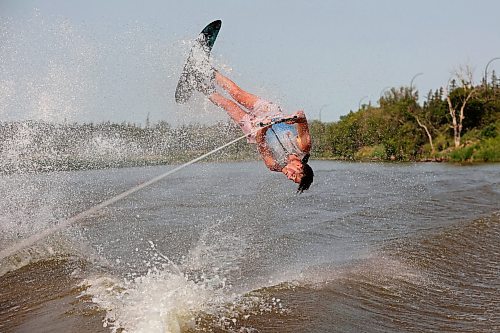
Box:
left=208, top=92, right=247, bottom=124
left=214, top=71, right=259, bottom=110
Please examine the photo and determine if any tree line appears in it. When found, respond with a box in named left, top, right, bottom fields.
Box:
left=309, top=69, right=500, bottom=162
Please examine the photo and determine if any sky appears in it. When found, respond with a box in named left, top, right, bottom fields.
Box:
left=1, top=0, right=500, bottom=125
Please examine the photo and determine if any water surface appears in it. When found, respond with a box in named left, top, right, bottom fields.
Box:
left=0, top=161, right=499, bottom=332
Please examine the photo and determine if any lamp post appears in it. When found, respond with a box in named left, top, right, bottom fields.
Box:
left=379, top=86, right=391, bottom=105
left=484, top=57, right=500, bottom=90
left=409, top=72, right=423, bottom=97
left=319, top=104, right=328, bottom=122
left=379, top=86, right=391, bottom=98
left=358, top=96, right=368, bottom=110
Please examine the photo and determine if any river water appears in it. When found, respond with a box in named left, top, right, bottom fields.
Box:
left=0, top=161, right=499, bottom=333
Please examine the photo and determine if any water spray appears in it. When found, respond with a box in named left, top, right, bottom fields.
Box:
left=0, top=117, right=294, bottom=261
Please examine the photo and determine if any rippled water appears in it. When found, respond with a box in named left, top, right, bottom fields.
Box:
left=0, top=161, right=499, bottom=332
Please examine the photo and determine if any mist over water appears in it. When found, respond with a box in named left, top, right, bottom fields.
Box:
left=0, top=9, right=230, bottom=125
left=1, top=10, right=97, bottom=122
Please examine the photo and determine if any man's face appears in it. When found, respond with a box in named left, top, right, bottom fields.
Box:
left=284, top=160, right=304, bottom=184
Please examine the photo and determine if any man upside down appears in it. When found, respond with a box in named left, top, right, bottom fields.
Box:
left=194, top=69, right=314, bottom=193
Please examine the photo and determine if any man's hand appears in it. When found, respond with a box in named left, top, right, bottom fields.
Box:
left=257, top=115, right=276, bottom=127
left=285, top=110, right=306, bottom=124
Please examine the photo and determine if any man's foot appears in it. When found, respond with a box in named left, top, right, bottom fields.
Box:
left=185, top=39, right=215, bottom=96
left=192, top=67, right=216, bottom=96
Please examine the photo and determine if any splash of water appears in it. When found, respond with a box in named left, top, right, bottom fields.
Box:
left=81, top=269, right=218, bottom=333
left=0, top=131, right=250, bottom=265
left=80, top=229, right=285, bottom=333
left=0, top=9, right=232, bottom=126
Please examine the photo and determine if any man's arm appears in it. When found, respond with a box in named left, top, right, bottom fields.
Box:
left=287, top=110, right=311, bottom=153
left=255, top=128, right=282, bottom=171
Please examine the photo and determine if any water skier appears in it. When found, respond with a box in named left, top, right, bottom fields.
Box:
left=195, top=70, right=314, bottom=193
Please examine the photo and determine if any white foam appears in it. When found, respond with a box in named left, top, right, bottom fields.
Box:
left=79, top=230, right=234, bottom=332
left=78, top=225, right=286, bottom=333
left=80, top=262, right=289, bottom=333
left=81, top=268, right=224, bottom=333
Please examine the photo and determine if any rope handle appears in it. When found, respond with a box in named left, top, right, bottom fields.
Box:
left=258, top=115, right=298, bottom=128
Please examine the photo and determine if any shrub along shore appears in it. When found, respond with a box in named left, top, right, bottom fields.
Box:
left=310, top=74, right=499, bottom=163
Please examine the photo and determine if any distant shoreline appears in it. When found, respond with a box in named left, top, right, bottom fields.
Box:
left=1, top=113, right=498, bottom=176
left=2, top=155, right=498, bottom=176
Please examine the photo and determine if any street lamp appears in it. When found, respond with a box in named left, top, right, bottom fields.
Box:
left=379, top=86, right=391, bottom=98
left=379, top=86, right=391, bottom=105
left=484, top=57, right=500, bottom=90
left=319, top=104, right=328, bottom=122
left=409, top=72, right=423, bottom=96
left=358, top=96, right=368, bottom=110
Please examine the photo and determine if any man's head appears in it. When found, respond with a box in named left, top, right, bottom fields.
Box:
left=297, top=162, right=314, bottom=193
left=282, top=154, right=314, bottom=193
